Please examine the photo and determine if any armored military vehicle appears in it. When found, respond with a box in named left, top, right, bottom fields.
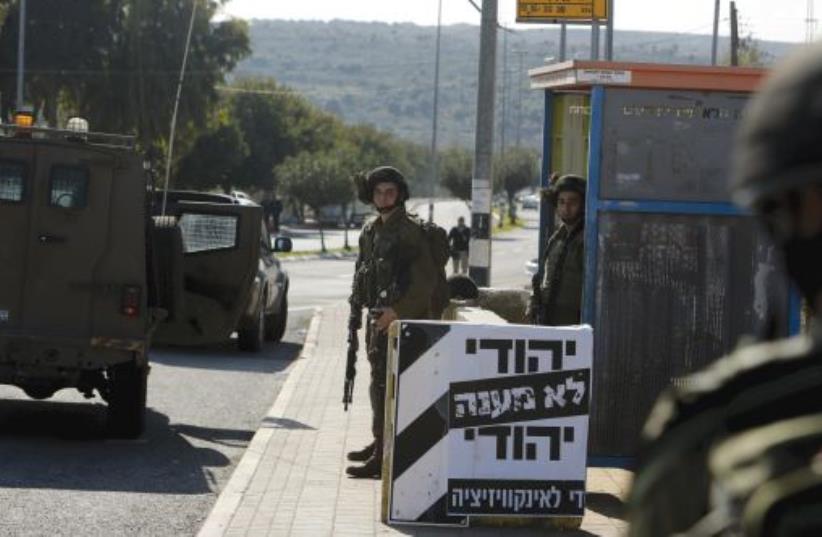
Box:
left=0, top=113, right=160, bottom=437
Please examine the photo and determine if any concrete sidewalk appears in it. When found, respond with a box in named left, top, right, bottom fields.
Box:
left=198, top=304, right=631, bottom=537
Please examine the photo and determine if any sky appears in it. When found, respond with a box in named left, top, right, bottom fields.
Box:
left=220, top=0, right=813, bottom=44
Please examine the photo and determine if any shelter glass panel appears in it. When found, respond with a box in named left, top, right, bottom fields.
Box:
left=589, top=211, right=788, bottom=456
left=600, top=89, right=749, bottom=202
left=551, top=93, right=590, bottom=178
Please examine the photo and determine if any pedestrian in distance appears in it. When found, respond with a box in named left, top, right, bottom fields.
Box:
left=626, top=41, right=822, bottom=537
left=447, top=216, right=471, bottom=275
left=345, top=166, right=438, bottom=479
left=527, top=174, right=586, bottom=326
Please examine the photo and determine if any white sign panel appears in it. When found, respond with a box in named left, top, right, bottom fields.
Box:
left=387, top=322, right=592, bottom=525
left=576, top=68, right=632, bottom=85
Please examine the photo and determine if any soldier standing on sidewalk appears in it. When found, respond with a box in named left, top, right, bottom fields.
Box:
left=527, top=174, right=586, bottom=326
left=346, top=166, right=437, bottom=479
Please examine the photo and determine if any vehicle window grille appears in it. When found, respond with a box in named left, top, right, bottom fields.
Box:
left=179, top=213, right=238, bottom=254
left=0, top=162, right=24, bottom=202
left=50, top=166, right=89, bottom=208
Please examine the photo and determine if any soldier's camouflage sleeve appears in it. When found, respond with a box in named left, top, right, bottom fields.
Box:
left=391, top=224, right=437, bottom=319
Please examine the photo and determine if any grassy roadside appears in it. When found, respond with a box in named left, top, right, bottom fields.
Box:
left=492, top=210, right=526, bottom=234
left=278, top=246, right=359, bottom=258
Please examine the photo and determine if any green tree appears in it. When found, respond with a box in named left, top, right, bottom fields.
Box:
left=495, top=148, right=538, bottom=224
left=276, top=149, right=354, bottom=252
left=440, top=146, right=473, bottom=200
left=230, top=77, right=342, bottom=192
left=175, top=122, right=248, bottom=193
left=0, top=0, right=249, bottom=146
left=738, top=34, right=772, bottom=67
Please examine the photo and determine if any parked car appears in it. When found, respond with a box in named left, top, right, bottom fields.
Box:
left=151, top=191, right=292, bottom=352
left=521, top=194, right=540, bottom=210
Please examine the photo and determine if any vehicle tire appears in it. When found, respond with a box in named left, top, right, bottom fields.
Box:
left=107, top=360, right=148, bottom=439
left=238, top=300, right=264, bottom=352
left=265, top=295, right=288, bottom=343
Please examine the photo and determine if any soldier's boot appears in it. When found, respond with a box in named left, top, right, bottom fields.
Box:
left=346, top=441, right=375, bottom=462
left=346, top=450, right=382, bottom=479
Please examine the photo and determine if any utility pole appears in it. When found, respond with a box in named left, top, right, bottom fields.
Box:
left=807, top=0, right=818, bottom=43
left=711, top=0, right=720, bottom=65
left=500, top=25, right=508, bottom=160
left=514, top=48, right=525, bottom=147
left=591, top=19, right=600, bottom=59
left=559, top=22, right=567, bottom=61
left=605, top=0, right=614, bottom=60
left=428, top=0, right=443, bottom=223
left=730, top=1, right=739, bottom=66
left=469, top=0, right=498, bottom=287
left=16, top=0, right=27, bottom=110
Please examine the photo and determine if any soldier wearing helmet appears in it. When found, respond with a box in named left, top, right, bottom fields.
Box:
left=626, top=42, right=822, bottom=537
left=345, top=166, right=437, bottom=479
left=527, top=174, right=586, bottom=326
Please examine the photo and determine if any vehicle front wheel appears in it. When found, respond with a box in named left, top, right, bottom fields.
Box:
left=238, top=300, right=264, bottom=352
left=265, top=295, right=288, bottom=343
left=107, top=360, right=148, bottom=439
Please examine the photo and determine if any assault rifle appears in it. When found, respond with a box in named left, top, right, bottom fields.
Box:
left=343, top=304, right=361, bottom=411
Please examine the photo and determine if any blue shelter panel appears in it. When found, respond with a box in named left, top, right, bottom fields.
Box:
left=589, top=212, right=789, bottom=457
left=600, top=89, right=750, bottom=203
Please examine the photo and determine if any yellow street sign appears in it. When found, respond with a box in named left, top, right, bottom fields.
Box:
left=517, top=0, right=608, bottom=23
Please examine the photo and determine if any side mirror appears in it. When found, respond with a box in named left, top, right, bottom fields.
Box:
left=273, top=236, right=292, bottom=253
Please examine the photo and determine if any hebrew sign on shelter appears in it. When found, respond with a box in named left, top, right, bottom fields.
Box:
left=384, top=322, right=593, bottom=526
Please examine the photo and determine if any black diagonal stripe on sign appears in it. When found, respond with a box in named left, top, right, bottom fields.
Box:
left=393, top=392, right=449, bottom=480
left=398, top=323, right=451, bottom=375
left=415, top=492, right=468, bottom=526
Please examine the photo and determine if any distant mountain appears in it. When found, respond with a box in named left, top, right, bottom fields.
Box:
left=235, top=19, right=798, bottom=149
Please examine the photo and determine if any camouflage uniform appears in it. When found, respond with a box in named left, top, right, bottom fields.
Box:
left=531, top=220, right=584, bottom=326
left=351, top=205, right=437, bottom=451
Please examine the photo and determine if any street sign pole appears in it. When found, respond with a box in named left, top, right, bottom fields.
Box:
left=469, top=0, right=498, bottom=287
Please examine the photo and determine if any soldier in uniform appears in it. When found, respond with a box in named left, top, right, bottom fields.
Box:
left=626, top=42, right=822, bottom=536
left=527, top=174, right=586, bottom=326
left=346, top=166, right=437, bottom=479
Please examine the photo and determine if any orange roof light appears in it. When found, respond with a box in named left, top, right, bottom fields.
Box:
left=13, top=111, right=34, bottom=128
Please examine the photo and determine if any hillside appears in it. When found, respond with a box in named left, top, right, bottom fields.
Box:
left=235, top=19, right=797, bottom=149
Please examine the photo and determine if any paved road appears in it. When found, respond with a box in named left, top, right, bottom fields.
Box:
left=490, top=208, right=539, bottom=290
left=0, top=316, right=312, bottom=537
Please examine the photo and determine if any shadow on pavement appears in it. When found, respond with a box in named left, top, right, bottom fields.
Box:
left=149, top=341, right=301, bottom=373
left=260, top=416, right=315, bottom=430
left=170, top=423, right=255, bottom=447
left=585, top=492, right=626, bottom=520
left=0, top=402, right=229, bottom=494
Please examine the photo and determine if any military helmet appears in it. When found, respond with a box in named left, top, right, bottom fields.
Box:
left=549, top=174, right=586, bottom=206
left=732, top=41, right=822, bottom=209
left=355, top=166, right=409, bottom=205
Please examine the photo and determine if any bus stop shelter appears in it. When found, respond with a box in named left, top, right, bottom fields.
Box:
left=528, top=61, right=800, bottom=462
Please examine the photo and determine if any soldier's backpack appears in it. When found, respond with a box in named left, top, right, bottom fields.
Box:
left=408, top=215, right=451, bottom=318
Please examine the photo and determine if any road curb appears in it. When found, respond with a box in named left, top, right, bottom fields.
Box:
left=280, top=251, right=358, bottom=263
left=197, top=308, right=324, bottom=537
